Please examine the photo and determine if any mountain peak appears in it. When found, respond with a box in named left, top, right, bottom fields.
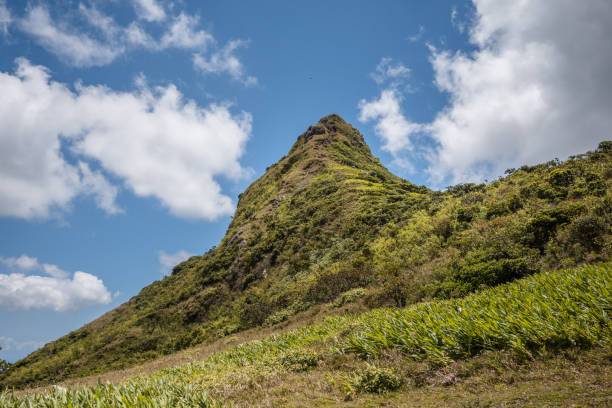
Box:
left=289, top=114, right=366, bottom=155
left=227, top=115, right=420, bottom=246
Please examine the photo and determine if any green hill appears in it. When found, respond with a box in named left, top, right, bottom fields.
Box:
left=1, top=114, right=610, bottom=389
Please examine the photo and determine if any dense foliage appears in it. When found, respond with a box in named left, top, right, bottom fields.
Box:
left=1, top=114, right=610, bottom=389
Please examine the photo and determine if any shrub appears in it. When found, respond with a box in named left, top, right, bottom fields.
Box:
left=456, top=206, right=478, bottom=223
left=276, top=349, right=319, bottom=372
left=333, top=288, right=367, bottom=307
left=548, top=169, right=574, bottom=187
left=567, top=215, right=608, bottom=251
left=453, top=256, right=537, bottom=290
left=525, top=205, right=585, bottom=250
left=263, top=300, right=311, bottom=327
left=486, top=201, right=510, bottom=219
left=356, top=365, right=402, bottom=394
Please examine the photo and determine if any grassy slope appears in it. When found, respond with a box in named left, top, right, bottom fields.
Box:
left=3, top=263, right=610, bottom=407
left=1, top=115, right=611, bottom=389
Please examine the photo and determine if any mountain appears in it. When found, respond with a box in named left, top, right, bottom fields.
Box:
left=1, top=115, right=610, bottom=389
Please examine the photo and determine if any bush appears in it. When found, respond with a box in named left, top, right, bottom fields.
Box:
left=356, top=365, right=402, bottom=394
left=305, top=264, right=371, bottom=303
left=454, top=257, right=537, bottom=290
left=567, top=215, right=608, bottom=252
left=456, top=206, right=478, bottom=223
left=263, top=300, right=311, bottom=327
left=333, top=288, right=367, bottom=307
left=525, top=205, right=585, bottom=250
left=548, top=169, right=574, bottom=187
left=276, top=349, right=319, bottom=372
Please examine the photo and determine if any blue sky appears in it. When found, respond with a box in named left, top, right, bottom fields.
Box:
left=0, top=0, right=611, bottom=362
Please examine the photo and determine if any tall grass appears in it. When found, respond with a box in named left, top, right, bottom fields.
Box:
left=0, top=375, right=223, bottom=408
left=346, top=263, right=611, bottom=363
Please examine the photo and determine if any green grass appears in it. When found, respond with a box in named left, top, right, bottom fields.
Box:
left=0, top=376, right=223, bottom=407
left=3, top=263, right=610, bottom=407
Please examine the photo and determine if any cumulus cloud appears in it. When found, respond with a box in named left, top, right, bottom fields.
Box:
left=132, top=0, right=166, bottom=22
left=0, top=60, right=119, bottom=218
left=361, top=0, right=612, bottom=185
left=425, top=0, right=612, bottom=184
left=158, top=250, right=193, bottom=275
left=359, top=57, right=419, bottom=166
left=0, top=272, right=111, bottom=311
left=194, top=40, right=258, bottom=86
left=358, top=89, right=420, bottom=154
left=0, top=58, right=251, bottom=220
left=19, top=6, right=123, bottom=67
left=0, top=255, right=111, bottom=311
left=0, top=255, right=38, bottom=271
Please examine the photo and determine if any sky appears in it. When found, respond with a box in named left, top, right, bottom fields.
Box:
left=0, top=0, right=611, bottom=363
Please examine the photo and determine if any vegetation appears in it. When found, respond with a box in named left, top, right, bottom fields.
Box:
left=2, top=263, right=610, bottom=406
left=346, top=264, right=611, bottom=362
left=1, top=114, right=610, bottom=390
left=0, top=377, right=222, bottom=407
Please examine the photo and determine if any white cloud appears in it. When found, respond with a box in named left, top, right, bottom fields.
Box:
left=78, top=3, right=120, bottom=41
left=78, top=5, right=157, bottom=50
left=359, top=58, right=417, bottom=165
left=0, top=58, right=252, bottom=220
left=358, top=89, right=421, bottom=155
left=125, top=22, right=157, bottom=48
left=370, top=57, right=411, bottom=85
left=424, top=0, right=612, bottom=184
left=14, top=4, right=255, bottom=89
left=0, top=60, right=119, bottom=219
left=42, top=264, right=69, bottom=279
left=19, top=6, right=123, bottom=67
left=0, top=271, right=111, bottom=312
left=132, top=0, right=166, bottom=22
left=79, top=162, right=122, bottom=215
left=360, top=1, right=612, bottom=185
left=0, top=255, right=111, bottom=311
left=0, top=255, right=38, bottom=271
left=193, top=40, right=257, bottom=86
left=161, top=13, right=214, bottom=49
left=1, top=254, right=68, bottom=279
left=0, top=1, right=11, bottom=35
left=18, top=5, right=215, bottom=66
left=158, top=250, right=193, bottom=275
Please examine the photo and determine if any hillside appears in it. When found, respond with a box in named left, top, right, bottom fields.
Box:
left=1, top=114, right=611, bottom=389
left=3, top=263, right=611, bottom=406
